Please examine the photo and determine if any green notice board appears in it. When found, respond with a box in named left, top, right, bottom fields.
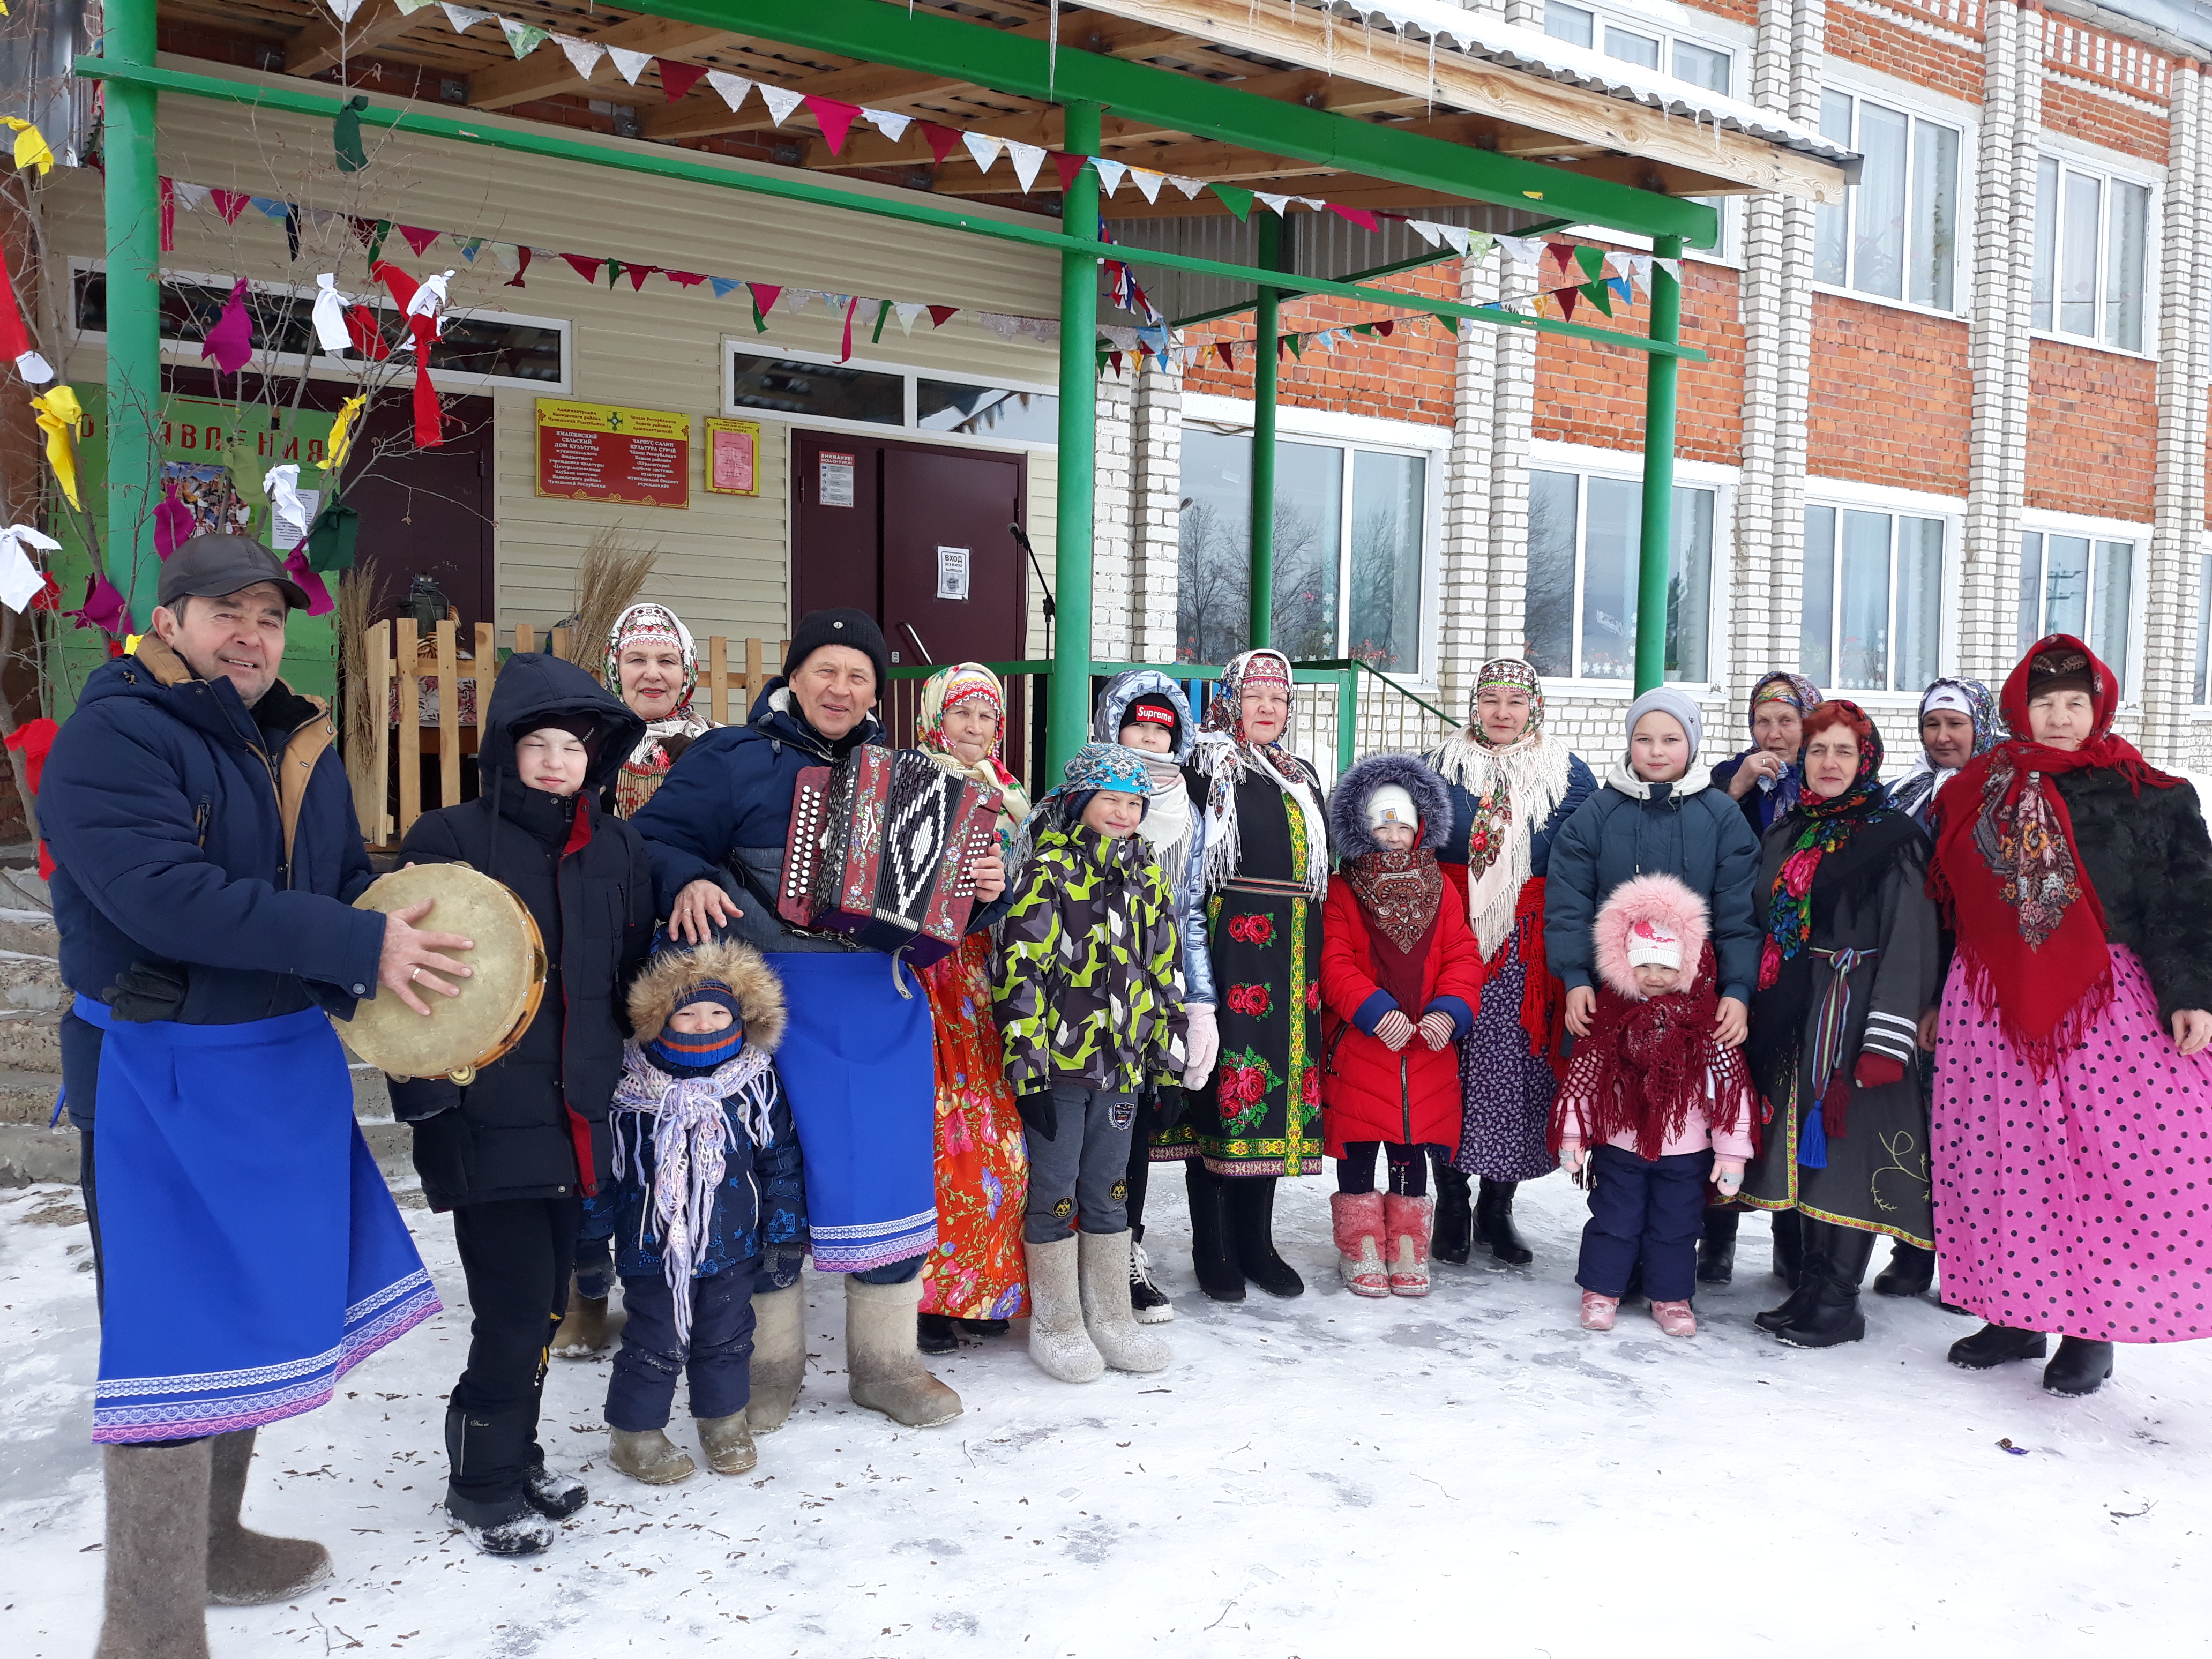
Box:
left=49, top=389, right=340, bottom=719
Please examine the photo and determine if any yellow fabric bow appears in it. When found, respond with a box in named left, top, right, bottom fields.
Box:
left=31, top=384, right=83, bottom=509
left=1, top=118, right=54, bottom=176
left=325, top=393, right=368, bottom=472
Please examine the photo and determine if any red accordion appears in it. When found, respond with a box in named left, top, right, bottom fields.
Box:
left=778, top=746, right=1004, bottom=967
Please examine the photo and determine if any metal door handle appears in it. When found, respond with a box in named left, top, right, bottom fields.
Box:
left=903, top=623, right=935, bottom=665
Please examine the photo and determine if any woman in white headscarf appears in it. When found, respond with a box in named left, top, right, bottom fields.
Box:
left=601, top=602, right=719, bottom=820
left=1888, top=676, right=1998, bottom=828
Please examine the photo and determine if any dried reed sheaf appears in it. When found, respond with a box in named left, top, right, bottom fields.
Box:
left=567, top=526, right=659, bottom=680
left=336, top=557, right=390, bottom=783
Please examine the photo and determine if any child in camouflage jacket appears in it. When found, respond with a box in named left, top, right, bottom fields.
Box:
left=994, top=742, right=1189, bottom=1382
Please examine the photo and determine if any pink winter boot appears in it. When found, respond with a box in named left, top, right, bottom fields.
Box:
left=1330, top=1192, right=1389, bottom=1297
left=1580, top=1290, right=1620, bottom=1331
left=1382, top=1193, right=1433, bottom=1297
left=1651, top=1299, right=1698, bottom=1337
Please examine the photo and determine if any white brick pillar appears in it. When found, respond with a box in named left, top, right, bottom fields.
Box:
left=2142, top=62, right=2211, bottom=766
left=1130, top=355, right=1185, bottom=664
left=1488, top=255, right=1539, bottom=664
left=1439, top=250, right=1500, bottom=716
left=1091, top=369, right=1136, bottom=664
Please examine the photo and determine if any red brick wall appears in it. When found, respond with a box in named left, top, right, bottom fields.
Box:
left=1681, top=0, right=1760, bottom=26
left=1827, top=9, right=1984, bottom=106
left=1807, top=293, right=1973, bottom=494
left=1533, top=257, right=1744, bottom=465
left=2025, top=339, right=2156, bottom=520
left=1180, top=266, right=1460, bottom=427
left=2040, top=79, right=2169, bottom=163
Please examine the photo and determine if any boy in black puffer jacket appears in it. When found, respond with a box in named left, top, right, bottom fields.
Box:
left=391, top=652, right=655, bottom=1557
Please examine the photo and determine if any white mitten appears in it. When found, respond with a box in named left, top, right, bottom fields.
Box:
left=1560, top=1142, right=1587, bottom=1177
left=1182, top=1005, right=1219, bottom=1091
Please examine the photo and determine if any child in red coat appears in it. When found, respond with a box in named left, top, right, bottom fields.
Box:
left=1320, top=754, right=1485, bottom=1297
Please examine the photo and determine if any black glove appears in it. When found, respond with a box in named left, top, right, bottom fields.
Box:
left=388, top=1075, right=464, bottom=1124
left=101, top=960, right=189, bottom=1023
left=1144, top=1082, right=1187, bottom=1137
left=1014, top=1086, right=1058, bottom=1141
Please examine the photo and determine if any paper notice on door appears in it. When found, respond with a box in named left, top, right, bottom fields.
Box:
left=936, top=545, right=970, bottom=601
left=272, top=487, right=320, bottom=551
left=819, top=451, right=855, bottom=508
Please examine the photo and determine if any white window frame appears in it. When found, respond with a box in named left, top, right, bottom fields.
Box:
left=1811, top=81, right=1971, bottom=320
left=2192, top=535, right=2212, bottom=712
left=721, top=338, right=1059, bottom=453
left=2028, top=143, right=2160, bottom=360
left=66, top=258, right=573, bottom=394
left=1525, top=439, right=1735, bottom=693
left=2017, top=509, right=2147, bottom=703
left=1180, top=393, right=1448, bottom=682
left=1793, top=477, right=1964, bottom=706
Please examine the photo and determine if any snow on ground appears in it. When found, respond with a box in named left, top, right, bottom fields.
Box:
left=1, top=1177, right=2204, bottom=1658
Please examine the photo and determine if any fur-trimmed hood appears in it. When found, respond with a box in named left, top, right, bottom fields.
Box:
left=626, top=937, right=788, bottom=1052
left=1328, top=752, right=1452, bottom=857
left=1593, top=873, right=1711, bottom=999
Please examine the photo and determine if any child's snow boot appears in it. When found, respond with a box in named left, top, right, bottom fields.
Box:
left=695, top=1413, right=758, bottom=1474
left=1383, top=1193, right=1433, bottom=1297
left=845, top=1275, right=964, bottom=1425
left=1023, top=1235, right=1105, bottom=1382
left=205, top=1428, right=332, bottom=1605
left=1330, top=1192, right=1389, bottom=1297
left=1129, top=1238, right=1176, bottom=1325
left=1579, top=1290, right=1619, bottom=1331
left=744, top=1281, right=805, bottom=1433
left=1430, top=1162, right=1474, bottom=1265
left=1078, top=1230, right=1171, bottom=1373
left=608, top=1427, right=697, bottom=1485
left=551, top=1272, right=611, bottom=1358
left=522, top=1462, right=588, bottom=1520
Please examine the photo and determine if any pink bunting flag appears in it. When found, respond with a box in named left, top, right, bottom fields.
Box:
left=199, top=279, right=252, bottom=374
left=69, top=571, right=133, bottom=637
left=838, top=294, right=862, bottom=363
left=805, top=96, right=861, bottom=155
left=398, top=225, right=442, bottom=256
left=159, top=176, right=175, bottom=252
left=153, top=482, right=195, bottom=561
left=208, top=189, right=251, bottom=224
left=664, top=271, right=707, bottom=288
left=283, top=544, right=335, bottom=616
left=1326, top=204, right=1380, bottom=233
left=919, top=123, right=961, bottom=167
left=562, top=254, right=604, bottom=284
left=626, top=264, right=659, bottom=292
left=657, top=59, right=708, bottom=102
left=748, top=282, right=782, bottom=316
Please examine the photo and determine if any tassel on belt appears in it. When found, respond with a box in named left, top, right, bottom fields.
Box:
left=1799, top=946, right=1877, bottom=1170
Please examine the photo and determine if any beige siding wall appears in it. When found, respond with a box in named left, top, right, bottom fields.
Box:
left=43, top=59, right=1064, bottom=650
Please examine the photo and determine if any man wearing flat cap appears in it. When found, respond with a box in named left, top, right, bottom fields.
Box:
left=40, top=534, right=474, bottom=1655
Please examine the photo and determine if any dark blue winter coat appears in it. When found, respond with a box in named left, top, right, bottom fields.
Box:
left=1543, top=763, right=1763, bottom=1005
left=41, top=635, right=383, bottom=1030
left=1434, top=754, right=1598, bottom=879
left=1709, top=750, right=1804, bottom=837
left=608, top=1052, right=806, bottom=1280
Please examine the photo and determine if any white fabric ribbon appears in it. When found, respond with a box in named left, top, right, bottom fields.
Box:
left=311, top=273, right=354, bottom=354
left=0, top=524, right=58, bottom=612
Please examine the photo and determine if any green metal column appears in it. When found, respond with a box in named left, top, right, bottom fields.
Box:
left=1045, top=101, right=1102, bottom=775
left=1632, top=235, right=1684, bottom=694
left=103, top=0, right=162, bottom=627
left=1248, top=214, right=1283, bottom=650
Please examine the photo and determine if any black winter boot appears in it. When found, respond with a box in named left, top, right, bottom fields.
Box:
left=444, top=1405, right=556, bottom=1557
left=1697, top=1207, right=1740, bottom=1284
left=1475, top=1178, right=1534, bottom=1265
left=1755, top=1213, right=1824, bottom=1333
left=1771, top=1206, right=1805, bottom=1287
left=1776, top=1223, right=1875, bottom=1349
left=1184, top=1162, right=1246, bottom=1302
left=1228, top=1176, right=1305, bottom=1298
left=1873, top=1242, right=1937, bottom=1297
left=1947, top=1321, right=2048, bottom=1369
left=917, top=1313, right=960, bottom=1356
left=2042, top=1337, right=2115, bottom=1396
left=1430, top=1163, right=1474, bottom=1265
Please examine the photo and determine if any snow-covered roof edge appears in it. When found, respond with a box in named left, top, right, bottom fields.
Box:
left=1304, top=0, right=1858, bottom=168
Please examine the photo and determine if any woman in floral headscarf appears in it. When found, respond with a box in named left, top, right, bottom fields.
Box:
left=1158, top=648, right=1332, bottom=1302
left=1926, top=635, right=2212, bottom=1396
left=601, top=602, right=719, bottom=820
left=1888, top=676, right=1998, bottom=827
left=1422, top=658, right=1595, bottom=1266
left=910, top=663, right=1033, bottom=1353
left=1712, top=671, right=1823, bottom=837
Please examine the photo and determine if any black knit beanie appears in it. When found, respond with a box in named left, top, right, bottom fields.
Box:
left=1119, top=692, right=1183, bottom=750
left=783, top=607, right=890, bottom=694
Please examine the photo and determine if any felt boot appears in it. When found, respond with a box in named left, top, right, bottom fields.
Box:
left=608, top=1427, right=697, bottom=1485
left=695, top=1413, right=758, bottom=1475
left=205, top=1429, right=331, bottom=1606
left=845, top=1275, right=963, bottom=1425
left=1873, top=1242, right=1937, bottom=1297
left=1078, top=1230, right=1171, bottom=1373
left=1697, top=1207, right=1739, bottom=1285
left=1022, top=1234, right=1105, bottom=1382
left=1229, top=1175, right=1305, bottom=1298
left=1184, top=1161, right=1247, bottom=1302
left=94, top=1440, right=212, bottom=1659
left=2042, top=1337, right=2115, bottom=1396
left=1429, top=1162, right=1474, bottom=1266
left=550, top=1273, right=611, bottom=1358
left=1476, top=1178, right=1533, bottom=1265
left=1948, top=1321, right=2049, bottom=1370
left=1330, top=1191, right=1389, bottom=1298
left=1383, top=1192, right=1433, bottom=1297
left=743, top=1281, right=805, bottom=1433
left=1776, top=1222, right=1875, bottom=1349
left=1128, top=1238, right=1175, bottom=1325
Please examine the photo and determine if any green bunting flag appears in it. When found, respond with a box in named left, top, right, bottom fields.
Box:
left=1580, top=279, right=1613, bottom=317
left=1573, top=244, right=1606, bottom=283
left=1210, top=183, right=1254, bottom=221
left=334, top=95, right=370, bottom=174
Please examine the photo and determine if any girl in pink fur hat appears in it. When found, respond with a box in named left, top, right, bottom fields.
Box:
left=1551, top=874, right=1759, bottom=1337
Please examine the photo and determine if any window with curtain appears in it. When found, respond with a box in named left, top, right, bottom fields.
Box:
left=1812, top=92, right=1962, bottom=311
left=2029, top=159, right=2152, bottom=353
left=1527, top=469, right=1715, bottom=682
left=1176, top=428, right=1432, bottom=671
left=2019, top=530, right=2136, bottom=693
left=1801, top=505, right=1945, bottom=692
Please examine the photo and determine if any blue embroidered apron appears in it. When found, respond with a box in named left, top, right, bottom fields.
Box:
left=80, top=997, right=440, bottom=1442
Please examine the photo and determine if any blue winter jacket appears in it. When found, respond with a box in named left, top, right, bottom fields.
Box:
left=41, top=636, right=384, bottom=1027
left=1543, top=760, right=1763, bottom=1004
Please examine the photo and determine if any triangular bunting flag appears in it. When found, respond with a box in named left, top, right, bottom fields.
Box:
left=1004, top=139, right=1047, bottom=193
left=1656, top=257, right=1683, bottom=284
left=805, top=96, right=861, bottom=154
left=756, top=83, right=805, bottom=125
left=1327, top=203, right=1380, bottom=232
left=784, top=289, right=814, bottom=313
left=605, top=46, right=652, bottom=84
left=210, top=189, right=250, bottom=223
left=1128, top=168, right=1165, bottom=205
left=1580, top=280, right=1612, bottom=317
left=1216, top=341, right=1235, bottom=371
left=322, top=0, right=367, bottom=19
left=1406, top=220, right=1443, bottom=249
left=1462, top=232, right=1492, bottom=264
left=555, top=35, right=606, bottom=80
left=1573, top=245, right=1606, bottom=282
left=561, top=253, right=603, bottom=283
left=1254, top=192, right=1290, bottom=215
left=706, top=71, right=751, bottom=111
left=862, top=108, right=911, bottom=141
left=894, top=301, right=926, bottom=335
left=927, top=305, right=958, bottom=328
left=439, top=4, right=495, bottom=34
left=1439, top=226, right=1474, bottom=257
left=398, top=225, right=440, bottom=255
left=747, top=283, right=780, bottom=331
left=1557, top=287, right=1580, bottom=322
left=962, top=132, right=1004, bottom=173
left=503, top=246, right=531, bottom=287
left=173, top=181, right=211, bottom=211
left=664, top=271, right=707, bottom=288
left=1051, top=151, right=1085, bottom=194
left=1211, top=183, right=1253, bottom=221
left=921, top=124, right=962, bottom=167
left=708, top=276, right=743, bottom=297
left=1608, top=276, right=1633, bottom=303
left=627, top=264, right=658, bottom=292
left=499, top=17, right=547, bottom=58
left=1493, top=234, right=1543, bottom=268
left=1549, top=241, right=1580, bottom=274
left=251, top=197, right=289, bottom=219
left=658, top=59, right=708, bottom=101
left=1168, top=175, right=1206, bottom=199
left=1091, top=156, right=1127, bottom=196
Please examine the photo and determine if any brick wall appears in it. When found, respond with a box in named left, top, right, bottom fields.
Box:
left=1808, top=293, right=1973, bottom=493
left=1826, top=1, right=1984, bottom=105
left=2024, top=339, right=2158, bottom=519
left=2041, top=78, right=2170, bottom=161
left=1532, top=257, right=1746, bottom=465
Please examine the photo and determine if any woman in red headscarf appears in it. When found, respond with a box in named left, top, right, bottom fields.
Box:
left=1926, top=635, right=2212, bottom=1396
